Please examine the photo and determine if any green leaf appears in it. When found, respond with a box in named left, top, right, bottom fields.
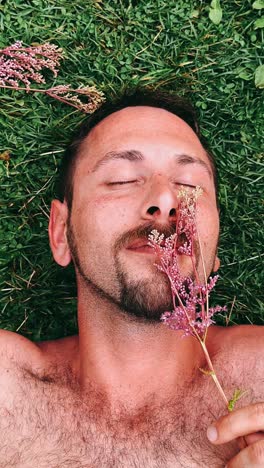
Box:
left=228, top=389, right=248, bottom=412
left=254, top=17, right=264, bottom=28
left=252, top=0, right=264, bottom=9
left=209, top=0, right=223, bottom=25
left=238, top=69, right=252, bottom=80
left=199, top=367, right=215, bottom=376
left=211, top=0, right=221, bottom=7
left=255, top=64, right=264, bottom=88
left=190, top=9, right=199, bottom=18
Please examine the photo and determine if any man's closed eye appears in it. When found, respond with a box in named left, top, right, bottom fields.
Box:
left=107, top=180, right=137, bottom=185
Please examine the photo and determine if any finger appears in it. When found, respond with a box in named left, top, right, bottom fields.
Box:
left=246, top=432, right=264, bottom=446
left=226, top=440, right=264, bottom=468
left=207, top=403, right=264, bottom=445
left=237, top=436, right=248, bottom=450
left=237, top=433, right=264, bottom=450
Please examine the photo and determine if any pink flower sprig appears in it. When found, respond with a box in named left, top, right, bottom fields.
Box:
left=148, top=227, right=226, bottom=338
left=0, top=42, right=105, bottom=113
left=148, top=186, right=243, bottom=412
left=43, top=85, right=105, bottom=113
left=176, top=185, right=202, bottom=256
left=0, top=41, right=63, bottom=89
left=148, top=186, right=227, bottom=339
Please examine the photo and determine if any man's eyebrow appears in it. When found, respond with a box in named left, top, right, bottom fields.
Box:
left=91, top=150, right=143, bottom=172
left=92, top=149, right=212, bottom=177
left=176, top=153, right=212, bottom=178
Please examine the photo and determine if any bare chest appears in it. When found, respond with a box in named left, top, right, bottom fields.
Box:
left=0, top=369, right=240, bottom=468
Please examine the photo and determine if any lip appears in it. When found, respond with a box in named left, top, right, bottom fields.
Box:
left=127, top=239, right=150, bottom=249
left=126, top=239, right=155, bottom=254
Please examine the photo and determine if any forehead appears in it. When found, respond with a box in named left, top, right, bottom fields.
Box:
left=77, top=106, right=208, bottom=169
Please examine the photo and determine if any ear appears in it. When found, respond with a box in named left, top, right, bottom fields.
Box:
left=213, top=255, right=220, bottom=272
left=49, top=200, right=72, bottom=267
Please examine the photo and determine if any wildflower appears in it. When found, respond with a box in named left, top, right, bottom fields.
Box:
left=0, top=42, right=105, bottom=113
left=148, top=186, right=226, bottom=338
left=0, top=41, right=63, bottom=89
left=45, top=85, right=105, bottom=113
left=148, top=186, right=241, bottom=412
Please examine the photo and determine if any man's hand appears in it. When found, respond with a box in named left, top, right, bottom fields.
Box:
left=207, top=403, right=264, bottom=467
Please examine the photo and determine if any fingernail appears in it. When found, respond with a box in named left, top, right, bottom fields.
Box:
left=207, top=425, right=218, bottom=442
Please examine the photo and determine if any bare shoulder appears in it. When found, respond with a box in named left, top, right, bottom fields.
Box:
left=0, top=329, right=43, bottom=367
left=209, top=324, right=264, bottom=363
left=209, top=325, right=264, bottom=398
left=212, top=324, right=264, bottom=352
left=0, top=331, right=79, bottom=398
left=0, top=330, right=45, bottom=411
left=0, top=329, right=79, bottom=365
left=36, top=334, right=79, bottom=367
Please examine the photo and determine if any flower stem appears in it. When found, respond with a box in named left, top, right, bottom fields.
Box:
left=0, top=84, right=47, bottom=93
left=200, top=340, right=229, bottom=408
left=0, top=85, right=82, bottom=112
left=196, top=229, right=210, bottom=343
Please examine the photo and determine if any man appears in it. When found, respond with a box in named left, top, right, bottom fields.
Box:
left=0, top=89, right=263, bottom=467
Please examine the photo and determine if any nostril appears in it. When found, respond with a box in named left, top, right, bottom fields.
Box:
left=169, top=208, right=176, bottom=217
left=147, top=206, right=159, bottom=215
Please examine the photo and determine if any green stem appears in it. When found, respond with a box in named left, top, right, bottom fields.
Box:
left=196, top=228, right=210, bottom=343
left=200, top=340, right=229, bottom=408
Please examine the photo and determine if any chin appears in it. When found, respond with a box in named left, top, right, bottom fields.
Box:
left=117, top=272, right=173, bottom=322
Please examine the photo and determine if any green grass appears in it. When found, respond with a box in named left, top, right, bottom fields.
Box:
left=0, top=0, right=263, bottom=340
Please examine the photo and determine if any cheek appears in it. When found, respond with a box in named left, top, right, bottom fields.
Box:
left=197, top=205, right=219, bottom=241
left=92, top=195, right=133, bottom=227
left=72, top=196, right=134, bottom=243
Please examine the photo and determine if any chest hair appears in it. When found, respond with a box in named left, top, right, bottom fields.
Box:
left=0, top=363, right=243, bottom=468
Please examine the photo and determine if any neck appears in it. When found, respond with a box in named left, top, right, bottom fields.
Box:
left=75, top=281, right=204, bottom=409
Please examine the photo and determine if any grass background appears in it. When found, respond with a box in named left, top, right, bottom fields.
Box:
left=0, top=0, right=263, bottom=341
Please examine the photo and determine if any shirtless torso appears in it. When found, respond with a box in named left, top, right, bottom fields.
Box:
left=0, top=325, right=263, bottom=468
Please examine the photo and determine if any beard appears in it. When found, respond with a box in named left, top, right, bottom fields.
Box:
left=67, top=220, right=202, bottom=323
left=115, top=259, right=173, bottom=322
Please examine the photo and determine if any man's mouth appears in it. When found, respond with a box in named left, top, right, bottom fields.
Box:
left=126, top=239, right=155, bottom=254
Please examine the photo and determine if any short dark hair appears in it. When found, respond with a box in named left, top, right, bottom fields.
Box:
left=57, top=88, right=218, bottom=210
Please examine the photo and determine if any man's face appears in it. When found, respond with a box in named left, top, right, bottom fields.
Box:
left=66, top=106, right=219, bottom=321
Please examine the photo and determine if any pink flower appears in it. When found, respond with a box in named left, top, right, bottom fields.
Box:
left=0, top=41, right=63, bottom=89
left=148, top=186, right=226, bottom=339
left=0, top=42, right=105, bottom=113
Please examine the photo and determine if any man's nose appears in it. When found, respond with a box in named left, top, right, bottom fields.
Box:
left=141, top=176, right=177, bottom=224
